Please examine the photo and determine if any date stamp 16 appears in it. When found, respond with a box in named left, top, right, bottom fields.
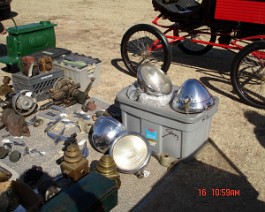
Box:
left=198, top=188, right=240, bottom=197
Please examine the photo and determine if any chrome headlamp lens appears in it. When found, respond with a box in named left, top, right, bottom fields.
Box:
left=109, top=132, right=151, bottom=174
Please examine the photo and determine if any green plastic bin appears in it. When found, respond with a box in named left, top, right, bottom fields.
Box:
left=0, top=21, right=57, bottom=66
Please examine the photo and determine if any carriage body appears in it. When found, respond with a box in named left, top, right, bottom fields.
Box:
left=152, top=0, right=265, bottom=34
left=215, top=0, right=265, bottom=25
left=121, top=0, right=265, bottom=108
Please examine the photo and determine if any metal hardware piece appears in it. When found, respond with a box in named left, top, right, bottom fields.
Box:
left=24, top=147, right=46, bottom=156
left=82, top=101, right=97, bottom=112
left=73, top=110, right=90, bottom=120
left=44, top=114, right=66, bottom=133
left=9, top=150, right=21, bottom=163
left=60, top=144, right=89, bottom=181
left=0, top=146, right=9, bottom=159
left=47, top=127, right=67, bottom=144
left=12, top=90, right=38, bottom=116
left=2, top=108, right=30, bottom=137
left=0, top=166, right=12, bottom=182
left=49, top=77, right=88, bottom=106
left=95, top=155, right=121, bottom=189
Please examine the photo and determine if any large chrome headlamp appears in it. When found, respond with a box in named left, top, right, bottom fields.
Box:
left=137, top=63, right=172, bottom=96
left=90, top=116, right=126, bottom=153
left=109, top=131, right=151, bottom=174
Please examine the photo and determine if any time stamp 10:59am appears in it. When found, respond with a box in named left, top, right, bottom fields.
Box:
left=198, top=188, right=241, bottom=197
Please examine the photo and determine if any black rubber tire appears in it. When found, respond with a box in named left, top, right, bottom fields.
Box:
left=178, top=26, right=216, bottom=55
left=231, top=41, right=265, bottom=108
left=121, top=24, right=172, bottom=76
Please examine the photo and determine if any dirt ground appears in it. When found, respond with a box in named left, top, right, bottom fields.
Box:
left=1, top=0, right=265, bottom=211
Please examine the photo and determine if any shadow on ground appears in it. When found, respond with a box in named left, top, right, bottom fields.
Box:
left=171, top=46, right=236, bottom=73
left=0, top=44, right=12, bottom=73
left=132, top=139, right=265, bottom=212
left=244, top=111, right=265, bottom=149
left=111, top=58, right=134, bottom=77
left=197, top=70, right=241, bottom=103
left=0, top=44, right=7, bottom=57
left=0, top=44, right=24, bottom=73
left=112, top=45, right=236, bottom=77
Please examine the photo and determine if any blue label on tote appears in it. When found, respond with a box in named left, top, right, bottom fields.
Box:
left=145, top=128, right=157, bottom=141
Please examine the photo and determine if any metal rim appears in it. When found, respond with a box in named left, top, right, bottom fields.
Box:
left=12, top=90, right=38, bottom=116
left=91, top=116, right=126, bottom=153
left=137, top=63, right=172, bottom=96
left=109, top=131, right=151, bottom=174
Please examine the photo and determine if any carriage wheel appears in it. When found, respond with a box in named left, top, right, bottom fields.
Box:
left=121, top=24, right=172, bottom=76
left=231, top=41, right=265, bottom=108
left=178, top=26, right=216, bottom=55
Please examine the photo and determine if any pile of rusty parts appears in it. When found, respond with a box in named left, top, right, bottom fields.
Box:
left=0, top=52, right=123, bottom=211
left=21, top=55, right=53, bottom=77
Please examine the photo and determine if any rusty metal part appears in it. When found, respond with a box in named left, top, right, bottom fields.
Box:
left=1, top=90, right=37, bottom=116
left=0, top=84, right=13, bottom=96
left=0, top=76, right=12, bottom=96
left=82, top=101, right=97, bottom=112
left=95, top=155, right=121, bottom=189
left=84, top=77, right=96, bottom=98
left=50, top=77, right=88, bottom=106
left=21, top=56, right=35, bottom=76
left=0, top=146, right=9, bottom=159
left=33, top=119, right=44, bottom=127
left=0, top=166, right=12, bottom=182
left=60, top=144, right=89, bottom=181
left=9, top=150, right=21, bottom=163
left=27, top=116, right=43, bottom=127
left=21, top=56, right=39, bottom=77
left=2, top=108, right=30, bottom=137
left=92, top=110, right=111, bottom=121
left=39, top=101, right=54, bottom=110
left=3, top=76, right=11, bottom=85
left=38, top=56, right=53, bottom=72
left=12, top=90, right=38, bottom=116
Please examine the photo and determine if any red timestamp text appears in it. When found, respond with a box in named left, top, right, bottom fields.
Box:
left=198, top=188, right=240, bottom=197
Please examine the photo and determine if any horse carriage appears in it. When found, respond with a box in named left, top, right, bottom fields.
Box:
left=120, top=0, right=265, bottom=108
